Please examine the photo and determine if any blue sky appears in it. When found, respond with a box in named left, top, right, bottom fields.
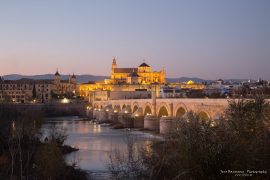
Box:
left=0, top=0, right=269, bottom=79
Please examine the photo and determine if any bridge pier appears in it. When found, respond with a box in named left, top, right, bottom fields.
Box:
left=144, top=115, right=159, bottom=131
left=118, top=106, right=133, bottom=127
left=169, top=103, right=173, bottom=116
left=109, top=106, right=120, bottom=123
left=152, top=86, right=157, bottom=116
left=133, top=116, right=144, bottom=128
left=132, top=107, right=144, bottom=128
left=100, top=109, right=109, bottom=122
left=95, top=109, right=104, bottom=122
left=108, top=111, right=118, bottom=123
left=160, top=116, right=176, bottom=134
left=93, top=108, right=98, bottom=119
left=86, top=107, right=93, bottom=119
left=118, top=113, right=133, bottom=127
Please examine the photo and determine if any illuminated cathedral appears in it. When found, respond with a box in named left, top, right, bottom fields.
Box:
left=109, top=58, right=166, bottom=85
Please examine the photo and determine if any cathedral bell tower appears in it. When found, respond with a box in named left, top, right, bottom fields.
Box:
left=111, top=57, right=117, bottom=79
left=112, top=57, right=117, bottom=70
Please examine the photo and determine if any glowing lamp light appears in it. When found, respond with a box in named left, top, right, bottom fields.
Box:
left=210, top=121, right=217, bottom=127
left=124, top=110, right=128, bottom=114
left=114, top=110, right=118, bottom=113
left=106, top=109, right=109, bottom=112
left=62, top=98, right=70, bottom=104
left=135, top=114, right=139, bottom=117
left=146, top=113, right=152, bottom=116
left=94, top=108, right=97, bottom=111
left=162, top=115, right=167, bottom=118
left=12, top=121, right=15, bottom=130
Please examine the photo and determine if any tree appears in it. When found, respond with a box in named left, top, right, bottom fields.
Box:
left=225, top=97, right=270, bottom=171
left=108, top=96, right=270, bottom=179
left=35, top=142, right=66, bottom=179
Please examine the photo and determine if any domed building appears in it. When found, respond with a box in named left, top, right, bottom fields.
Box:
left=110, top=58, right=166, bottom=84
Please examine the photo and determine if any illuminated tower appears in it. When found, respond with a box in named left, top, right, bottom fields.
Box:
left=111, top=57, right=117, bottom=79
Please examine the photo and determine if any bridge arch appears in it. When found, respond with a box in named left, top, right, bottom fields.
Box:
left=133, top=105, right=139, bottom=113
left=113, top=105, right=121, bottom=112
left=197, top=111, right=210, bottom=121
left=175, top=107, right=186, bottom=118
left=132, top=102, right=139, bottom=113
left=157, top=102, right=170, bottom=117
left=158, top=106, right=169, bottom=118
left=124, top=105, right=132, bottom=113
left=144, top=105, right=152, bottom=116
left=174, top=103, right=188, bottom=117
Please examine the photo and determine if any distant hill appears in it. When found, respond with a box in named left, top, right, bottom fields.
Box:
left=2, top=74, right=250, bottom=84
left=2, top=74, right=108, bottom=83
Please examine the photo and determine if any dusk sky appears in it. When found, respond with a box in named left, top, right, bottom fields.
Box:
left=0, top=0, right=269, bottom=79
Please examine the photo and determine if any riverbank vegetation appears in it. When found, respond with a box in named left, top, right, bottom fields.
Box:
left=108, top=96, right=270, bottom=179
left=0, top=104, right=87, bottom=180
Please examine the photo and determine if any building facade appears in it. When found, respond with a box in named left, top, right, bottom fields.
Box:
left=109, top=58, right=166, bottom=85
left=0, top=78, right=54, bottom=103
left=53, top=70, right=77, bottom=97
left=0, top=71, right=77, bottom=103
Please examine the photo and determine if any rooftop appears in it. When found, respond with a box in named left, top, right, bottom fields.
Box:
left=139, top=62, right=150, bottom=67
left=114, top=68, right=138, bottom=74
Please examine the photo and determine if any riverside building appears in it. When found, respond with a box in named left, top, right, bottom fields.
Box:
left=0, top=70, right=77, bottom=103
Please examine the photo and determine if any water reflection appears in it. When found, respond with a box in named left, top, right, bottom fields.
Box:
left=42, top=118, right=159, bottom=174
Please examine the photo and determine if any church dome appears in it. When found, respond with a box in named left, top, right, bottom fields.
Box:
left=187, top=80, right=195, bottom=85
left=139, top=62, right=150, bottom=67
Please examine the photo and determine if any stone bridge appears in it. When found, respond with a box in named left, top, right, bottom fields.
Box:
left=93, top=98, right=229, bottom=120
left=90, top=98, right=269, bottom=134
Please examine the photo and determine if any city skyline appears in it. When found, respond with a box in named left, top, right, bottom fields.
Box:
left=0, top=0, right=270, bottom=79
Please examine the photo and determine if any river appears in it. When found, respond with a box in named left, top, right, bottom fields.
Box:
left=42, top=116, right=161, bottom=179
